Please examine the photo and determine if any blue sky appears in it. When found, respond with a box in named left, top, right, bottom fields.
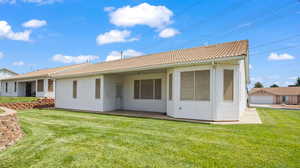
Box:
left=0, top=0, right=299, bottom=87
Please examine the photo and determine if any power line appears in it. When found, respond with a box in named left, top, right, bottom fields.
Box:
left=205, top=0, right=298, bottom=44
left=147, top=0, right=251, bottom=52
left=251, top=45, right=300, bottom=56
left=250, top=34, right=300, bottom=49
left=173, top=0, right=297, bottom=50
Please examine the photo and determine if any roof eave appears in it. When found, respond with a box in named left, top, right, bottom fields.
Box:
left=0, top=74, right=50, bottom=81
left=53, top=55, right=246, bottom=79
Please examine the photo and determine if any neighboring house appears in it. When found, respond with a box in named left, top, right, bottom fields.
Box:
left=249, top=87, right=300, bottom=105
left=0, top=68, right=18, bottom=96
left=52, top=40, right=249, bottom=121
left=0, top=63, right=90, bottom=98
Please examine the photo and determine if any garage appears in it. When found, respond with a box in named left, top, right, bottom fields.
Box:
left=250, top=96, right=273, bottom=104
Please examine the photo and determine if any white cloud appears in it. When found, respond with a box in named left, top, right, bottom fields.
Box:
left=268, top=52, right=295, bottom=61
left=0, top=52, right=4, bottom=59
left=237, top=22, right=252, bottom=29
left=288, top=76, right=298, bottom=80
left=108, top=3, right=173, bottom=29
left=106, top=49, right=144, bottom=61
left=159, top=28, right=179, bottom=38
left=0, top=21, right=31, bottom=41
left=22, top=0, right=62, bottom=5
left=104, top=6, right=115, bottom=12
left=22, top=19, right=47, bottom=28
left=12, top=61, right=25, bottom=66
left=284, top=81, right=294, bottom=86
left=0, top=0, right=60, bottom=4
left=96, top=29, right=138, bottom=45
left=52, top=54, right=99, bottom=64
left=249, top=64, right=252, bottom=69
left=0, top=0, right=16, bottom=4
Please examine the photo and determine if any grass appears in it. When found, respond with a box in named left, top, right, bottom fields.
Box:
left=0, top=96, right=38, bottom=103
left=0, top=108, right=299, bottom=168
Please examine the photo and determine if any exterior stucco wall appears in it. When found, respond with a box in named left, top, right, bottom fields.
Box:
left=238, top=60, right=247, bottom=115
left=214, top=64, right=240, bottom=121
left=166, top=69, right=175, bottom=116
left=55, top=76, right=104, bottom=112
left=102, top=75, right=122, bottom=111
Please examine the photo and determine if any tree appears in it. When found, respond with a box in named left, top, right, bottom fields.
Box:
left=270, top=84, right=279, bottom=88
left=254, top=82, right=264, bottom=88
left=295, top=77, right=300, bottom=87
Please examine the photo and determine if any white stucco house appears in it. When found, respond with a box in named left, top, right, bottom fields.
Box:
left=52, top=40, right=249, bottom=121
left=249, top=87, right=300, bottom=105
left=0, top=63, right=90, bottom=98
left=0, top=68, right=18, bottom=96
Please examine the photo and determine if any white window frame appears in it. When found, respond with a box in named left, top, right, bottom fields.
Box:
left=133, top=78, right=162, bottom=100
left=179, top=66, right=212, bottom=102
left=222, top=68, right=235, bottom=102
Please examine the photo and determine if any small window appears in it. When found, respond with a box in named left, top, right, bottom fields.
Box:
left=141, top=79, right=154, bottom=99
left=180, top=70, right=210, bottom=101
left=48, top=79, right=54, bottom=92
left=37, top=80, right=44, bottom=92
left=73, top=80, right=77, bottom=99
left=134, top=80, right=140, bottom=99
left=195, top=70, right=210, bottom=100
left=14, top=82, right=17, bottom=92
left=5, top=82, right=8, bottom=93
left=155, top=79, right=161, bottom=99
left=180, top=71, right=194, bottom=100
left=134, top=79, right=161, bottom=100
left=169, top=73, right=172, bottom=100
left=223, top=70, right=234, bottom=101
left=95, top=78, right=101, bottom=99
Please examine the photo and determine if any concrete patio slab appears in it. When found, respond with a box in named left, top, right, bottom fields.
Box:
left=250, top=104, right=300, bottom=110
left=214, top=108, right=262, bottom=125
left=68, top=108, right=262, bottom=125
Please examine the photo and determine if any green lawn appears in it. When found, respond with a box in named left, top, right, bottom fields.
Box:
left=0, top=108, right=299, bottom=168
left=0, top=96, right=38, bottom=103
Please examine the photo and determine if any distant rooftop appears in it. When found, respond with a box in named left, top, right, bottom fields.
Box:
left=1, top=63, right=90, bottom=81
left=250, top=87, right=300, bottom=96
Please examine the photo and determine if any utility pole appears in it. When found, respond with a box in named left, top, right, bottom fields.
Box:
left=120, top=51, right=124, bottom=60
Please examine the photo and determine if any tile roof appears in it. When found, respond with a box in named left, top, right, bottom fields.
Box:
left=53, top=40, right=248, bottom=78
left=1, top=63, right=90, bottom=81
left=249, top=87, right=300, bottom=96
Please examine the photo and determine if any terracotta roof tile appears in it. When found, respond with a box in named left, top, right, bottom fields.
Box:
left=54, top=40, right=248, bottom=78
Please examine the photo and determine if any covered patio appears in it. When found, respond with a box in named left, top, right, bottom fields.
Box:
left=17, top=80, right=36, bottom=97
